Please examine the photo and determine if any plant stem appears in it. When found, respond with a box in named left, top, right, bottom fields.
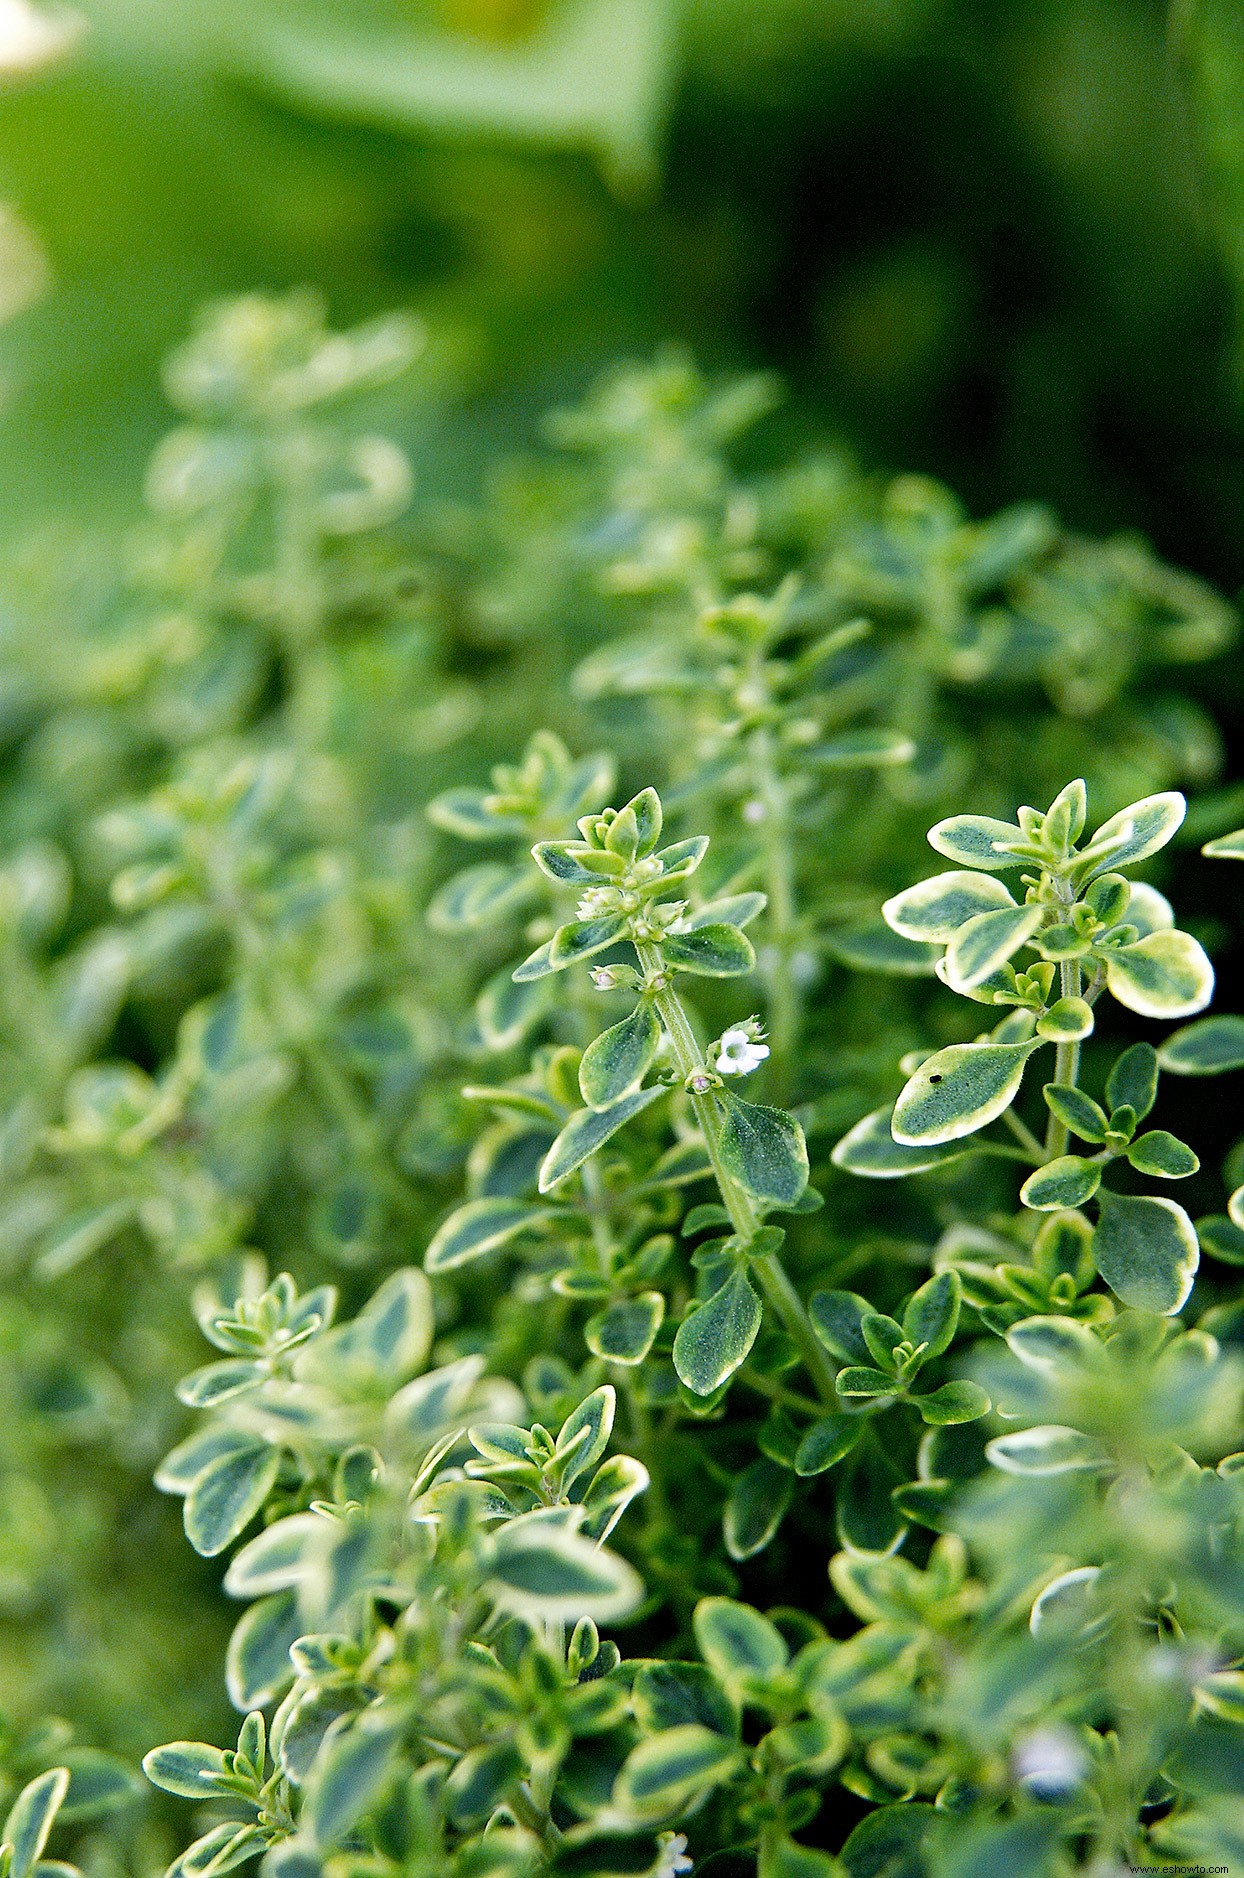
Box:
left=1002, top=1107, right=1047, bottom=1165
left=1044, top=954, right=1084, bottom=1159
left=747, top=717, right=799, bottom=1103
left=638, top=944, right=838, bottom=1407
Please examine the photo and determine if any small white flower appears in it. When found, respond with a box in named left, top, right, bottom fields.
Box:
left=714, top=1021, right=770, bottom=1076
left=653, top=1834, right=693, bottom=1878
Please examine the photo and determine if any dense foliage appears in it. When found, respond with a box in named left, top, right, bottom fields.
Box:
left=10, top=0, right=1244, bottom=1867
left=1, top=275, right=1244, bottom=1878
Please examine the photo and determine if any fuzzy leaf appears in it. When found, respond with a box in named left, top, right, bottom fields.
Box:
left=883, top=870, right=1017, bottom=942
left=944, top=904, right=1042, bottom=990
left=1075, top=791, right=1186, bottom=878
left=831, top=1107, right=977, bottom=1178
left=538, top=1085, right=667, bottom=1191
left=718, top=1096, right=808, bottom=1204
left=1105, top=930, right=1214, bottom=1019
left=1092, top=1189, right=1200, bottom=1315
left=672, top=1267, right=762, bottom=1395
left=1158, top=1014, right=1244, bottom=1076
left=1127, top=1131, right=1199, bottom=1178
left=926, top=814, right=1026, bottom=871
left=613, top=1725, right=740, bottom=1821
left=306, top=1717, right=402, bottom=1850
left=1020, top=1155, right=1102, bottom=1211
left=902, top=1271, right=961, bottom=1360
left=986, top=1425, right=1107, bottom=1474
left=794, top=1415, right=863, bottom=1476
left=141, top=1744, right=229, bottom=1802
left=550, top=914, right=630, bottom=968
left=914, top=1381, right=991, bottom=1425
left=4, top=1772, right=69, bottom=1878
left=891, top=1040, right=1041, bottom=1146
left=425, top=1197, right=551, bottom=1272
left=584, top=1292, right=664, bottom=1365
left=579, top=1002, right=660, bottom=1109
left=694, top=1597, right=788, bottom=1681
left=183, top=1444, right=279, bottom=1558
left=488, top=1512, right=642, bottom=1620
left=660, top=923, right=755, bottom=976
left=723, top=1457, right=792, bottom=1560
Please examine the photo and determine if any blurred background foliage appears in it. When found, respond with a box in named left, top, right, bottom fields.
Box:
left=4, top=0, right=1244, bottom=1867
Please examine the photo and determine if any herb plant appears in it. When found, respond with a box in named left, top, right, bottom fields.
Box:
left=4, top=296, right=1244, bottom=1878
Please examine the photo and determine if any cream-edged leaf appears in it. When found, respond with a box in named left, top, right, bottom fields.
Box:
left=882, top=870, right=1016, bottom=941
left=944, top=903, right=1043, bottom=990
left=891, top=1039, right=1042, bottom=1146
left=1104, top=930, right=1214, bottom=1019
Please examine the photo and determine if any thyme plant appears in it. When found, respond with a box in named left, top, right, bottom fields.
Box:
left=5, top=297, right=1244, bottom=1878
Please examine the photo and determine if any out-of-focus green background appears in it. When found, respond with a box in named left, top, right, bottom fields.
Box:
left=2, top=0, right=1244, bottom=593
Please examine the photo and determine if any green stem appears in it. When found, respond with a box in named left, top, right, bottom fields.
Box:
left=1044, top=955, right=1084, bottom=1159
left=639, top=945, right=838, bottom=1407
left=747, top=719, right=799, bottom=1102
left=1001, top=1107, right=1047, bottom=1165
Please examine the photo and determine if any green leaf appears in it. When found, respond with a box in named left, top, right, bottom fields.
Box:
left=538, top=1086, right=667, bottom=1191
left=584, top=1291, right=664, bottom=1365
left=655, top=836, right=709, bottom=879
left=1020, top=1155, right=1102, bottom=1211
left=986, top=1425, right=1107, bottom=1474
left=476, top=964, right=554, bottom=1050
left=672, top=1267, right=762, bottom=1395
left=555, top=1385, right=616, bottom=1492
left=685, top=891, right=767, bottom=929
left=914, top=1381, right=991, bottom=1425
left=532, top=842, right=608, bottom=885
left=1074, top=791, right=1186, bottom=878
left=694, top=1596, right=789, bottom=1682
left=426, top=861, right=531, bottom=932
left=612, top=1725, right=740, bottom=1822
left=1105, top=931, right=1214, bottom=1019
left=444, top=1742, right=523, bottom=1832
left=175, top=1359, right=267, bottom=1409
left=303, top=1268, right=432, bottom=1389
left=579, top=1002, right=660, bottom=1109
left=943, top=904, right=1042, bottom=991
left=883, top=870, right=1017, bottom=942
left=488, top=1512, right=643, bottom=1621
left=812, top=727, right=915, bottom=769
left=723, top=1457, right=792, bottom=1560
left=1127, top=1130, right=1199, bottom=1178
left=626, top=786, right=662, bottom=854
left=1158, top=1014, right=1244, bottom=1076
left=902, top=1271, right=961, bottom=1361
left=225, top=1591, right=302, bottom=1711
left=425, top=1197, right=552, bottom=1272
left=155, top=1424, right=272, bottom=1496
left=1105, top=1042, right=1159, bottom=1121
left=1197, top=1214, right=1244, bottom=1265
left=823, top=920, right=939, bottom=975
left=1092, top=1190, right=1200, bottom=1315
left=141, top=1743, right=230, bottom=1802
left=54, top=1752, right=143, bottom=1824
left=1203, top=827, right=1244, bottom=859
left=3, top=1772, right=68, bottom=1878
left=427, top=788, right=510, bottom=839
left=718, top=1096, right=808, bottom=1204
left=550, top=913, right=630, bottom=968
left=808, top=1291, right=872, bottom=1365
left=794, top=1415, right=863, bottom=1476
left=513, top=940, right=558, bottom=981
left=840, top=1803, right=936, bottom=1878
left=659, top=923, right=755, bottom=976
left=891, top=1040, right=1041, bottom=1146
left=836, top=1367, right=899, bottom=1399
left=831, top=1107, right=977, bottom=1178
left=1042, top=1083, right=1108, bottom=1143
left=1035, top=997, right=1094, bottom=1041
left=183, top=1443, right=280, bottom=1558
left=926, top=814, right=1026, bottom=871
left=306, top=1716, right=402, bottom=1850
left=222, top=1513, right=324, bottom=1599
